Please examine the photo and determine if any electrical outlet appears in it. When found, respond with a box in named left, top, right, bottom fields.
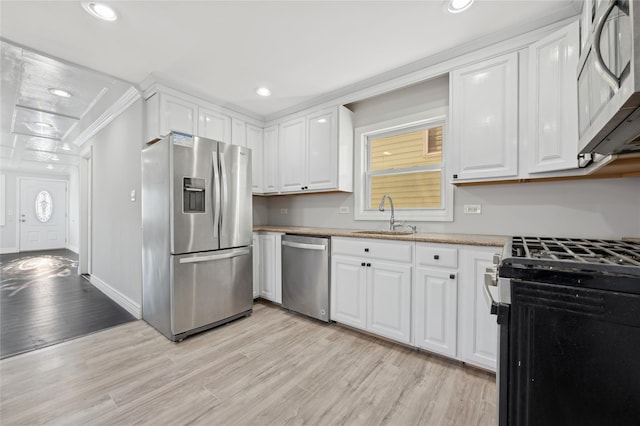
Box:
left=280, top=208, right=288, bottom=215
left=464, top=204, right=482, bottom=214
left=339, top=206, right=349, bottom=214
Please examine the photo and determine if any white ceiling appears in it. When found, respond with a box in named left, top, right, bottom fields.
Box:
left=0, top=0, right=581, bottom=173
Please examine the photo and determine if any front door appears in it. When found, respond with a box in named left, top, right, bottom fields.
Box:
left=19, top=178, right=67, bottom=251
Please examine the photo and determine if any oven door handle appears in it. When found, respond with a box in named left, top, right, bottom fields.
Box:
left=593, top=0, right=622, bottom=91
left=483, top=272, right=499, bottom=315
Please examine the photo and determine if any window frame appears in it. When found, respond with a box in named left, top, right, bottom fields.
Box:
left=354, top=108, right=454, bottom=222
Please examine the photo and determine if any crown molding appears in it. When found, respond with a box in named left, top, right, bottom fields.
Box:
left=71, top=86, right=141, bottom=147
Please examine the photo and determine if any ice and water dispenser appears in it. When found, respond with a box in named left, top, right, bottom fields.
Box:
left=183, top=177, right=205, bottom=213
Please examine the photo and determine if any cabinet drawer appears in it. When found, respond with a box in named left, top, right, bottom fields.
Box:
left=416, top=244, right=458, bottom=269
left=332, top=237, right=412, bottom=263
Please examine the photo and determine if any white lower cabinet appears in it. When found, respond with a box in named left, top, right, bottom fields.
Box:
left=458, top=246, right=499, bottom=371
left=252, top=234, right=260, bottom=299
left=331, top=237, right=412, bottom=344
left=331, top=237, right=500, bottom=372
left=254, top=232, right=282, bottom=304
left=331, top=256, right=367, bottom=329
left=367, top=261, right=412, bottom=343
left=414, top=267, right=458, bottom=358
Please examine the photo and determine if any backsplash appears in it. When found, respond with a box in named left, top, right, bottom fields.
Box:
left=264, top=177, right=640, bottom=239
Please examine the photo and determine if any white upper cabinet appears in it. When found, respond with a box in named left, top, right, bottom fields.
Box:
left=262, top=125, right=279, bottom=193
left=528, top=21, right=580, bottom=173
left=198, top=108, right=231, bottom=143
left=232, top=117, right=247, bottom=147
left=306, top=108, right=338, bottom=190
left=451, top=52, right=519, bottom=182
left=246, top=124, right=263, bottom=193
left=146, top=91, right=198, bottom=142
left=277, top=106, right=353, bottom=194
left=278, top=116, right=307, bottom=192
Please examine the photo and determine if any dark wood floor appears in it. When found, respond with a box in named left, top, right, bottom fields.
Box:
left=0, top=249, right=135, bottom=359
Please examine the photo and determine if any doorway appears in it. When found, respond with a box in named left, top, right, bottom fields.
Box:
left=18, top=178, right=67, bottom=252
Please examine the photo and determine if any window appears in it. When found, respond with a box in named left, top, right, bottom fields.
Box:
left=35, top=190, right=53, bottom=223
left=355, top=110, right=453, bottom=222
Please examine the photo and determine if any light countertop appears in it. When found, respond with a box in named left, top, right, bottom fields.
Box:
left=253, top=225, right=507, bottom=247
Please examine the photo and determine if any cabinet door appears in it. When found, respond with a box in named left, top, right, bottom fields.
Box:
left=451, top=53, right=518, bottom=181
left=459, top=247, right=498, bottom=372
left=367, top=261, right=412, bottom=344
left=246, top=124, right=263, bottom=193
left=414, top=268, right=457, bottom=357
left=160, top=93, right=197, bottom=137
left=528, top=21, right=580, bottom=173
left=306, top=108, right=338, bottom=190
left=198, top=108, right=231, bottom=143
left=259, top=234, right=277, bottom=302
left=252, top=234, right=260, bottom=299
left=278, top=117, right=307, bottom=192
left=331, top=256, right=367, bottom=330
left=231, top=118, right=247, bottom=147
left=262, top=126, right=279, bottom=193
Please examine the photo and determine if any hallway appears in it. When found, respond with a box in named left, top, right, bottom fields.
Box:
left=0, top=249, right=135, bottom=359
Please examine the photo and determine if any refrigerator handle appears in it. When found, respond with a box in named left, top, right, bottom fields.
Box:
left=179, top=247, right=251, bottom=264
left=220, top=148, right=228, bottom=233
left=212, top=151, right=221, bottom=237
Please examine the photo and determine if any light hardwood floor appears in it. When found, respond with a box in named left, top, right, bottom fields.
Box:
left=0, top=302, right=496, bottom=425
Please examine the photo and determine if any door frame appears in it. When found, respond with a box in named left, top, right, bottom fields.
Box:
left=79, top=147, right=93, bottom=275
left=16, top=176, right=69, bottom=252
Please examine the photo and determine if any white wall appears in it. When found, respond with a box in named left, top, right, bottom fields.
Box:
left=266, top=77, right=640, bottom=239
left=0, top=169, right=73, bottom=253
left=87, top=99, right=143, bottom=308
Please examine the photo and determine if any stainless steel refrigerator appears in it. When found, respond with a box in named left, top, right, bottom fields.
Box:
left=142, top=132, right=253, bottom=341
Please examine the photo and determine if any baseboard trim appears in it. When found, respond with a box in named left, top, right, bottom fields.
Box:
left=66, top=245, right=79, bottom=254
left=89, top=274, right=142, bottom=319
left=0, top=247, right=18, bottom=254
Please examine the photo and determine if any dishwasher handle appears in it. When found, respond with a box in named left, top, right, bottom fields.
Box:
left=282, top=240, right=326, bottom=251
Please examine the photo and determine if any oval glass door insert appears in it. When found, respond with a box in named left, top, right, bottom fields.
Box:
left=35, top=190, right=53, bottom=222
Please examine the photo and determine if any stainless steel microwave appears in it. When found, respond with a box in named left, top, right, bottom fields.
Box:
left=578, top=0, right=640, bottom=155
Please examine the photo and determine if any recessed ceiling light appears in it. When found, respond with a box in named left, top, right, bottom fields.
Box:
left=33, top=122, right=53, bottom=128
left=49, top=88, right=72, bottom=98
left=256, top=87, right=271, bottom=97
left=317, top=118, right=327, bottom=124
left=82, top=2, right=117, bottom=21
left=447, top=0, right=474, bottom=13
left=46, top=165, right=54, bottom=170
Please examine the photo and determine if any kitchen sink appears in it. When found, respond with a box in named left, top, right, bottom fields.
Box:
left=353, top=230, right=414, bottom=236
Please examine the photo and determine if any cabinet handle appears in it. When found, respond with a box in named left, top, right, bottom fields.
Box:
left=434, top=255, right=440, bottom=260
left=364, top=248, right=369, bottom=252
left=449, top=274, right=455, bottom=279
left=361, top=262, right=366, bottom=267
left=453, top=174, right=458, bottom=179
left=366, top=263, right=371, bottom=267
left=300, top=186, right=304, bottom=190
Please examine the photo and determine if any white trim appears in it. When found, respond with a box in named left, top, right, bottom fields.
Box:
left=72, top=86, right=141, bottom=147
left=66, top=244, right=79, bottom=254
left=0, top=247, right=18, bottom=254
left=354, top=108, right=454, bottom=222
left=89, top=274, right=142, bottom=319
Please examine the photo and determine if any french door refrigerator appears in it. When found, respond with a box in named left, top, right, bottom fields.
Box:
left=142, top=132, right=252, bottom=341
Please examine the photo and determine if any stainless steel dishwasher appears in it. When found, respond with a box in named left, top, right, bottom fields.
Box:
left=281, top=234, right=330, bottom=322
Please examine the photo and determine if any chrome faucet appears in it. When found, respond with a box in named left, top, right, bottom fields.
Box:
left=378, top=194, right=395, bottom=230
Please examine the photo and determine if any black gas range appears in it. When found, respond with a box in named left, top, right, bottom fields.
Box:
left=487, top=237, right=640, bottom=426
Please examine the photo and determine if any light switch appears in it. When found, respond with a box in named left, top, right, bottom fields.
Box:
left=130, top=189, right=136, bottom=202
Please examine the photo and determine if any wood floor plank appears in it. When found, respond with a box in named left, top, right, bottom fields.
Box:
left=0, top=301, right=497, bottom=425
